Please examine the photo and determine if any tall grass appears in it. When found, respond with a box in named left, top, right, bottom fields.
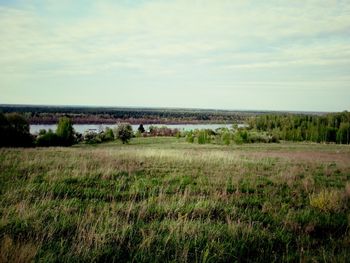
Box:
left=1, top=138, right=349, bottom=262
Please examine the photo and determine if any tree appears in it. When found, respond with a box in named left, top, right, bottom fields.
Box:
left=337, top=123, right=350, bottom=144
left=115, top=123, right=133, bottom=144
left=0, top=112, right=10, bottom=146
left=56, top=117, right=75, bottom=146
left=0, top=113, right=33, bottom=147
left=138, top=124, right=145, bottom=133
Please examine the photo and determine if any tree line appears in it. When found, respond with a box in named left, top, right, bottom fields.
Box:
left=184, top=127, right=279, bottom=145
left=248, top=111, right=350, bottom=144
left=0, top=112, right=136, bottom=147
left=2, top=111, right=349, bottom=147
left=0, top=113, right=78, bottom=147
left=0, top=105, right=255, bottom=124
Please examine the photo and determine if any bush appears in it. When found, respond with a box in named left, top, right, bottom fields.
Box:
left=233, top=133, right=244, bottom=144
left=83, top=131, right=102, bottom=144
left=100, top=127, right=114, bottom=141
left=197, top=130, right=211, bottom=144
left=115, top=123, right=133, bottom=144
left=148, top=126, right=179, bottom=136
left=221, top=131, right=231, bottom=145
left=36, top=129, right=60, bottom=146
left=186, top=131, right=194, bottom=143
left=83, top=128, right=115, bottom=144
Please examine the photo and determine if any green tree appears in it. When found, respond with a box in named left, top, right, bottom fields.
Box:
left=337, top=123, right=350, bottom=144
left=0, top=112, right=10, bottom=146
left=1, top=113, right=33, bottom=147
left=138, top=124, right=145, bottom=133
left=115, top=123, right=133, bottom=144
left=56, top=117, right=75, bottom=146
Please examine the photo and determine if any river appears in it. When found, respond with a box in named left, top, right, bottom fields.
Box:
left=30, top=123, right=246, bottom=134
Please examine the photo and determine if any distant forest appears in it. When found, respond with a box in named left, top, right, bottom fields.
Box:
left=0, top=105, right=278, bottom=124
left=249, top=111, right=350, bottom=144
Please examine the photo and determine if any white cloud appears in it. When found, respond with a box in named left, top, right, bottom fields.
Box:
left=1, top=1, right=349, bottom=77
left=0, top=1, right=349, bottom=110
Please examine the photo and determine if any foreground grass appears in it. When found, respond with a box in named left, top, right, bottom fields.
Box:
left=1, top=138, right=350, bottom=262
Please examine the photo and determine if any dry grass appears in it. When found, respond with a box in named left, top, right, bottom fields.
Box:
left=309, top=189, right=345, bottom=212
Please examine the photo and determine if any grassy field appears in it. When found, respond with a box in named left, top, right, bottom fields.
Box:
left=1, top=137, right=350, bottom=262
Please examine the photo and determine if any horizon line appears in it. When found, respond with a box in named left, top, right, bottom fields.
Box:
left=0, top=103, right=341, bottom=114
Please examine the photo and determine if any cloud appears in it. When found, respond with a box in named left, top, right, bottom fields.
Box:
left=0, top=1, right=349, bottom=111
left=0, top=1, right=349, bottom=76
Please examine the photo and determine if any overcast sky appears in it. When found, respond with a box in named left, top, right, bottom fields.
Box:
left=1, top=0, right=349, bottom=111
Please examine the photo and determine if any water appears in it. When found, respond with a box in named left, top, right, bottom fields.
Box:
left=30, top=123, right=246, bottom=134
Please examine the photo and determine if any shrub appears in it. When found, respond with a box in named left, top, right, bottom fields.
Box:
left=176, top=131, right=182, bottom=139
left=115, top=123, right=133, bottom=144
left=248, top=132, right=269, bottom=143
left=83, top=131, right=101, bottom=144
left=83, top=128, right=115, bottom=144
left=197, top=130, right=211, bottom=144
left=186, top=131, right=194, bottom=143
left=101, top=127, right=114, bottom=141
left=233, top=133, right=244, bottom=144
left=36, top=129, right=60, bottom=146
left=221, top=131, right=231, bottom=145
left=148, top=126, right=179, bottom=136
left=309, top=189, right=344, bottom=213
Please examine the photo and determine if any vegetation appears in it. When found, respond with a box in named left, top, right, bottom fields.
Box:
left=249, top=111, right=350, bottom=144
left=138, top=124, right=145, bottom=134
left=35, top=129, right=60, bottom=147
left=0, top=138, right=349, bottom=262
left=147, top=126, right=180, bottom=137
left=35, top=117, right=78, bottom=147
left=56, top=117, right=75, bottom=146
left=115, top=123, right=133, bottom=144
left=0, top=105, right=260, bottom=124
left=184, top=128, right=278, bottom=145
left=0, top=113, right=33, bottom=147
left=83, top=128, right=115, bottom=144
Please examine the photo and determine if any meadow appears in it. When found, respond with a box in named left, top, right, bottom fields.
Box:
left=1, top=137, right=349, bottom=262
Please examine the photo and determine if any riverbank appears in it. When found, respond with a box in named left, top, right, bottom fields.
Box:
left=30, top=123, right=246, bottom=134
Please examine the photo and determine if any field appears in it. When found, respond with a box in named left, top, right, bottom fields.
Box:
left=1, top=138, right=350, bottom=262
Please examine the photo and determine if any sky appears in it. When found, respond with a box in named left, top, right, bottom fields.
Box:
left=0, top=0, right=349, bottom=112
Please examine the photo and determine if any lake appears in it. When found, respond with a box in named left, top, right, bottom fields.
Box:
left=30, top=123, right=245, bottom=134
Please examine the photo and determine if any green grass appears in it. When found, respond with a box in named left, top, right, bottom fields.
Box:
left=1, top=137, right=350, bottom=262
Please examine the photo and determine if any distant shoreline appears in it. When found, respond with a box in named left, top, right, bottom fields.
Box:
left=29, top=119, right=243, bottom=125
left=1, top=104, right=327, bottom=125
